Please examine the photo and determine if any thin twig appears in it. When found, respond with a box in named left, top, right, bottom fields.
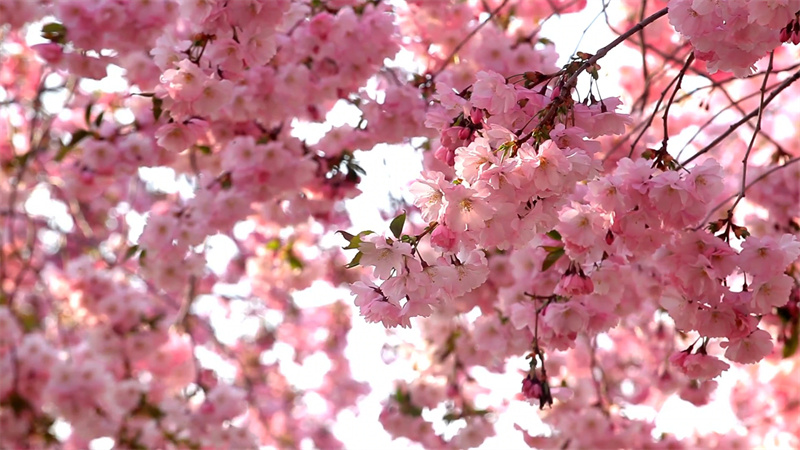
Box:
left=430, top=0, right=511, bottom=80
left=539, top=7, right=669, bottom=131
left=729, top=52, right=774, bottom=213
left=693, top=155, right=800, bottom=230
left=681, top=66, right=800, bottom=166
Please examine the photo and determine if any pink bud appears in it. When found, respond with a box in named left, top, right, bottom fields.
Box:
left=550, top=85, right=561, bottom=99
left=31, top=43, right=63, bottom=64
left=780, top=25, right=792, bottom=42
left=430, top=225, right=457, bottom=251
left=458, top=126, right=471, bottom=141
left=554, top=273, right=594, bottom=296
left=434, top=145, right=456, bottom=166
left=521, top=376, right=542, bottom=399
left=446, top=383, right=459, bottom=398
left=470, top=108, right=483, bottom=124
left=79, top=170, right=95, bottom=185
left=792, top=30, right=800, bottom=45
left=440, top=127, right=462, bottom=149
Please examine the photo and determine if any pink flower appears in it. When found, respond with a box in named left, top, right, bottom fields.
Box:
left=193, top=78, right=234, bottom=117
left=454, top=137, right=498, bottom=184
left=442, top=183, right=494, bottom=232
left=409, top=171, right=449, bottom=223
left=721, top=329, right=774, bottom=364
left=739, top=234, right=800, bottom=278
left=669, top=351, right=730, bottom=380
left=350, top=279, right=408, bottom=328
left=155, top=120, right=206, bottom=153
left=31, top=43, right=63, bottom=64
left=542, top=301, right=588, bottom=340
left=750, top=274, right=793, bottom=314
left=358, top=234, right=414, bottom=279
left=684, top=159, right=724, bottom=203
left=522, top=140, right=571, bottom=192
left=162, top=58, right=206, bottom=101
left=554, top=273, right=594, bottom=296
left=470, top=70, right=517, bottom=115
left=430, top=225, right=458, bottom=251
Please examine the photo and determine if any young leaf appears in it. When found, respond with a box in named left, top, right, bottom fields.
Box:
left=783, top=321, right=799, bottom=358
left=84, top=102, right=94, bottom=127
left=55, top=129, right=91, bottom=161
left=337, top=230, right=355, bottom=242
left=286, top=252, right=304, bottom=271
left=389, top=212, right=406, bottom=239
left=541, top=247, right=565, bottom=271
left=545, top=230, right=562, bottom=241
left=123, top=245, right=140, bottom=261
left=93, top=111, right=105, bottom=128
left=340, top=230, right=374, bottom=250
left=345, top=251, right=363, bottom=268
left=265, top=238, right=281, bottom=251
left=152, top=97, right=164, bottom=121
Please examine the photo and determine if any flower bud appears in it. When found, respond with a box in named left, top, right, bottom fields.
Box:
left=32, top=43, right=63, bottom=64
left=780, top=23, right=792, bottom=42
left=470, top=107, right=484, bottom=124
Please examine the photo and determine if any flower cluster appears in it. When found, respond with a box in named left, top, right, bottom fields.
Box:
left=669, top=0, right=800, bottom=75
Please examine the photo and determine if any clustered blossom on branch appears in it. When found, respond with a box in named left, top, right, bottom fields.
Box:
left=1, top=0, right=800, bottom=449
left=668, top=0, right=800, bottom=76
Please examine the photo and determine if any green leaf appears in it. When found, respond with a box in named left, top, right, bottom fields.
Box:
left=152, top=97, right=164, bottom=121
left=84, top=102, right=94, bottom=128
left=139, top=249, right=148, bottom=266
left=123, top=245, right=140, bottom=261
left=393, top=388, right=423, bottom=417
left=18, top=312, right=39, bottom=332
left=389, top=212, right=406, bottom=239
left=265, top=238, right=281, bottom=251
left=541, top=246, right=563, bottom=253
left=783, top=321, right=799, bottom=358
left=349, top=161, right=367, bottom=175
left=41, top=23, right=66, bottom=34
left=442, top=412, right=460, bottom=423
left=286, top=252, right=304, bottom=271
left=55, top=146, right=72, bottom=162
left=55, top=129, right=91, bottom=161
left=545, top=230, right=562, bottom=241
left=337, top=230, right=355, bottom=242
left=93, top=110, right=105, bottom=128
left=732, top=225, right=750, bottom=239
left=196, top=145, right=212, bottom=155
left=541, top=247, right=565, bottom=272
left=67, top=129, right=90, bottom=147
left=219, top=172, right=233, bottom=189
left=340, top=230, right=374, bottom=250
left=345, top=251, right=363, bottom=269
left=41, top=23, right=67, bottom=43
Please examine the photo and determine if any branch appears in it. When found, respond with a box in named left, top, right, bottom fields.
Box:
left=681, top=66, right=800, bottom=166
left=694, top=155, right=800, bottom=230
left=729, top=51, right=773, bottom=213
left=538, top=7, right=669, bottom=131
left=563, top=7, right=669, bottom=91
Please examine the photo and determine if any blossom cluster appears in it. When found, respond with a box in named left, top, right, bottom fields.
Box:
left=1, top=0, right=800, bottom=449
left=669, top=0, right=800, bottom=75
